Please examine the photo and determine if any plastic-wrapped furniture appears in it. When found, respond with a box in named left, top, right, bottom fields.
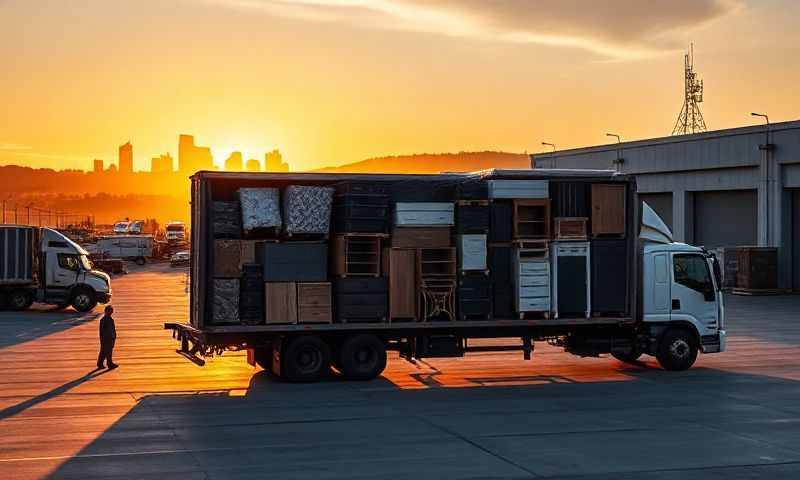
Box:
left=212, top=279, right=240, bottom=324
left=239, top=188, right=281, bottom=235
left=283, top=185, right=334, bottom=236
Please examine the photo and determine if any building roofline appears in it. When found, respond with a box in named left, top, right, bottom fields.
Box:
left=532, top=119, right=800, bottom=161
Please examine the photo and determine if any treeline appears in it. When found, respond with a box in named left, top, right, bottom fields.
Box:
left=0, top=165, right=190, bottom=196
left=8, top=193, right=189, bottom=225
left=314, top=151, right=530, bottom=174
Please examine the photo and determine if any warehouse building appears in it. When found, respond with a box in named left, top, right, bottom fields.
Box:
left=532, top=120, right=800, bottom=290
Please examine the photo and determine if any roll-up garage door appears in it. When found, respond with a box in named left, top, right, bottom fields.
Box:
left=693, top=190, right=757, bottom=248
left=793, top=190, right=800, bottom=291
left=639, top=192, right=673, bottom=232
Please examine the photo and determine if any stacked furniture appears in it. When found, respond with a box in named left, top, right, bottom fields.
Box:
left=283, top=186, right=334, bottom=237
left=591, top=184, right=626, bottom=237
left=552, top=241, right=591, bottom=319
left=455, top=198, right=492, bottom=321
left=213, top=279, right=240, bottom=324
left=297, top=282, right=332, bottom=323
left=334, top=278, right=389, bottom=323
left=513, top=242, right=551, bottom=318
left=591, top=239, right=628, bottom=315
left=239, top=264, right=264, bottom=325
left=489, top=245, right=514, bottom=319
left=333, top=182, right=389, bottom=234
left=732, top=247, right=778, bottom=294
left=239, top=188, right=281, bottom=237
left=418, top=247, right=456, bottom=321
left=458, top=273, right=491, bottom=320
left=332, top=234, right=382, bottom=277
left=212, top=201, right=241, bottom=239
left=383, top=248, right=416, bottom=321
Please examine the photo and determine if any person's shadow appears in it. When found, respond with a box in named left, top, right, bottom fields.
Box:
left=0, top=368, right=110, bottom=421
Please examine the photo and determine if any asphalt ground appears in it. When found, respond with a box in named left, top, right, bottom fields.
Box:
left=1, top=263, right=799, bottom=479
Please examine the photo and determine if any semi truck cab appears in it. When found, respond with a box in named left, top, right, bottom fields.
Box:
left=40, top=228, right=112, bottom=311
left=639, top=204, right=726, bottom=368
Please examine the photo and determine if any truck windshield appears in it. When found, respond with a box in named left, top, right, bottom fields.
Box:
left=674, top=254, right=715, bottom=301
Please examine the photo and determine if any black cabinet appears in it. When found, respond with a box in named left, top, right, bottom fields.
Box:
left=458, top=272, right=492, bottom=320
left=239, top=264, right=264, bottom=325
left=551, top=182, right=590, bottom=218
left=489, top=246, right=514, bottom=319
left=334, top=277, right=388, bottom=323
left=456, top=205, right=490, bottom=234
left=333, top=183, right=390, bottom=234
left=489, top=202, right=513, bottom=242
left=553, top=242, right=590, bottom=318
left=257, top=243, right=328, bottom=281
left=591, top=239, right=628, bottom=314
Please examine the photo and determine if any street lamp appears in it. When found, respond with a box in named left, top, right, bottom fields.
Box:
left=751, top=112, right=769, bottom=125
left=606, top=133, right=623, bottom=170
left=541, top=142, right=556, bottom=152
left=605, top=133, right=621, bottom=143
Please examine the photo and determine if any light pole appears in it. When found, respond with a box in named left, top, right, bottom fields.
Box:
left=606, top=133, right=623, bottom=171
left=751, top=112, right=773, bottom=246
left=541, top=142, right=556, bottom=152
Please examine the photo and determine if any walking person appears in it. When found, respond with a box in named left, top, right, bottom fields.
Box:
left=97, top=305, right=118, bottom=370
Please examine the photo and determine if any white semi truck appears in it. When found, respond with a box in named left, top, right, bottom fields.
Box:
left=0, top=226, right=112, bottom=312
left=166, top=170, right=725, bottom=381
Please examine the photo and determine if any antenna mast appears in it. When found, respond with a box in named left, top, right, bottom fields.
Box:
left=672, top=44, right=707, bottom=135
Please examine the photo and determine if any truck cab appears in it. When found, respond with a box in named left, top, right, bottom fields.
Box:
left=164, top=221, right=186, bottom=244
left=40, top=228, right=112, bottom=312
left=639, top=203, right=726, bottom=369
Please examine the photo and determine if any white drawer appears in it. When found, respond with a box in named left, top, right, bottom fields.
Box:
left=459, top=235, right=487, bottom=270
left=488, top=180, right=549, bottom=199
left=519, top=261, right=549, bottom=274
left=395, top=202, right=454, bottom=213
left=518, top=274, right=549, bottom=287
left=395, top=210, right=455, bottom=226
left=519, top=286, right=550, bottom=298
left=518, top=298, right=550, bottom=311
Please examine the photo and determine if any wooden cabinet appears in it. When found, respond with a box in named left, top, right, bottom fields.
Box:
left=391, top=227, right=450, bottom=248
left=297, top=282, right=332, bottom=324
left=591, top=184, right=626, bottom=236
left=332, top=234, right=382, bottom=277
left=265, top=282, right=297, bottom=324
left=383, top=248, right=417, bottom=321
left=513, top=199, right=551, bottom=239
left=554, top=217, right=588, bottom=240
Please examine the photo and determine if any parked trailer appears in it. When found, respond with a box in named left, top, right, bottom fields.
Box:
left=165, top=169, right=726, bottom=382
left=0, top=225, right=112, bottom=311
left=95, top=235, right=154, bottom=265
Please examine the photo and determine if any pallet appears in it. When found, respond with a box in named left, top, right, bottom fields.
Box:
left=460, top=312, right=493, bottom=321
left=335, top=272, right=381, bottom=278
left=337, top=316, right=388, bottom=324
left=518, top=311, right=551, bottom=320
left=457, top=199, right=490, bottom=206
left=335, top=232, right=389, bottom=238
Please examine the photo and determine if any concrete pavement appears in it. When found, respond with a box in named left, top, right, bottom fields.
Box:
left=1, top=263, right=799, bottom=479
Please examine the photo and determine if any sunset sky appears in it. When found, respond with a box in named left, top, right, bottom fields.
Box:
left=1, top=0, right=798, bottom=172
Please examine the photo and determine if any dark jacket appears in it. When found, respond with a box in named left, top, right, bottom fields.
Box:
left=99, top=314, right=116, bottom=342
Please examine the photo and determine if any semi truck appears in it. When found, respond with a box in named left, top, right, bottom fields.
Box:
left=0, top=226, right=112, bottom=312
left=164, top=169, right=725, bottom=382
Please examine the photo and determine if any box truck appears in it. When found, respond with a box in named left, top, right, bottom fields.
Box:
left=164, top=169, right=725, bottom=381
left=95, top=235, right=154, bottom=265
left=0, top=226, right=112, bottom=312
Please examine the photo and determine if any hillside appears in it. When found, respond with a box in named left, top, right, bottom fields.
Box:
left=313, top=151, right=530, bottom=174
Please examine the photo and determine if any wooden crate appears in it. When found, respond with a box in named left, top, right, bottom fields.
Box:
left=265, top=282, right=297, bottom=324
left=391, top=227, right=450, bottom=248
left=591, top=184, right=626, bottom=237
left=332, top=234, right=382, bottom=277
left=554, top=217, right=588, bottom=240
left=513, top=199, right=550, bottom=240
left=213, top=240, right=242, bottom=278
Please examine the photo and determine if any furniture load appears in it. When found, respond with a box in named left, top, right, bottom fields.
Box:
left=202, top=174, right=634, bottom=330
left=488, top=180, right=549, bottom=199
left=591, top=184, right=626, bottom=237
left=513, top=244, right=550, bottom=317
left=394, top=202, right=455, bottom=227
left=256, top=242, right=328, bottom=282
left=731, top=247, right=778, bottom=292
left=334, top=277, right=389, bottom=323
left=332, top=234, right=382, bottom=277
left=457, top=234, right=487, bottom=271
left=239, top=188, right=281, bottom=234
left=283, top=185, right=334, bottom=236
left=552, top=241, right=591, bottom=319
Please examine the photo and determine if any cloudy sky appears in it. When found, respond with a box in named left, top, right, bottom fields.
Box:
left=0, top=0, right=798, bottom=171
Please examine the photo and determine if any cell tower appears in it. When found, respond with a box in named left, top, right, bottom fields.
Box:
left=671, top=44, right=707, bottom=135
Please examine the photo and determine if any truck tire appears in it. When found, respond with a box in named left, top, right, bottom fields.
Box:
left=9, top=290, right=33, bottom=311
left=71, top=288, right=97, bottom=313
left=135, top=257, right=146, bottom=266
left=656, top=328, right=698, bottom=371
left=282, top=335, right=330, bottom=383
left=253, top=346, right=273, bottom=370
left=338, top=334, right=387, bottom=381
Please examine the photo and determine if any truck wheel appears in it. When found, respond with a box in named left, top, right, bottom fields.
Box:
left=71, top=289, right=97, bottom=313
left=283, top=336, right=330, bottom=383
left=135, top=257, right=146, bottom=266
left=9, top=290, right=33, bottom=311
left=656, top=328, right=698, bottom=371
left=338, top=334, right=387, bottom=381
left=253, top=346, right=273, bottom=370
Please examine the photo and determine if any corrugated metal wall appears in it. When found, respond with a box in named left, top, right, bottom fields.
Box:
left=694, top=190, right=757, bottom=248
left=639, top=193, right=673, bottom=231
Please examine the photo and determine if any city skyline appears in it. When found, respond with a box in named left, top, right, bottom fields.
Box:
left=1, top=1, right=799, bottom=173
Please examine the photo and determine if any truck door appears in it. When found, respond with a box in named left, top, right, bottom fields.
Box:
left=670, top=253, right=719, bottom=333
left=644, top=252, right=671, bottom=322
left=46, top=252, right=80, bottom=299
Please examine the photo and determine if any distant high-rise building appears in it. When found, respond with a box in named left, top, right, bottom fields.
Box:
left=119, top=141, right=133, bottom=174
left=106, top=163, right=118, bottom=173
left=224, top=152, right=243, bottom=171
left=93, top=159, right=104, bottom=173
left=151, top=153, right=174, bottom=173
left=178, top=134, right=214, bottom=174
left=265, top=149, right=289, bottom=172
left=245, top=158, right=261, bottom=172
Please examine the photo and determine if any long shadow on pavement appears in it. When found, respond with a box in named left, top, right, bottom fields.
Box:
left=39, top=365, right=800, bottom=480
left=0, top=307, right=100, bottom=349
left=0, top=368, right=110, bottom=421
